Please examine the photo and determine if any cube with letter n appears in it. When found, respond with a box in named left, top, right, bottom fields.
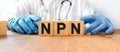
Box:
left=70, top=21, right=84, bottom=35
left=38, top=21, right=53, bottom=36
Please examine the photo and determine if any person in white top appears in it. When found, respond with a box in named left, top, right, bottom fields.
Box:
left=1, top=0, right=114, bottom=35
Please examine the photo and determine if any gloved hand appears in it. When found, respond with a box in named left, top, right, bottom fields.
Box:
left=80, top=14, right=114, bottom=35
left=8, top=15, right=41, bottom=34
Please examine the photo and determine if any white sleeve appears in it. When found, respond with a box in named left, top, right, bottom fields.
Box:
left=0, top=0, right=42, bottom=21
left=81, top=0, right=94, bottom=16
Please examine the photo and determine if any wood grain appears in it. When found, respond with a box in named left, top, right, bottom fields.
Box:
left=0, top=30, right=120, bottom=52
left=0, top=21, right=7, bottom=35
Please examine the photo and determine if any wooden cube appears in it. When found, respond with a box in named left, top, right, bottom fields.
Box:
left=54, top=21, right=70, bottom=35
left=70, top=20, right=84, bottom=35
left=38, top=21, right=54, bottom=36
left=0, top=21, right=7, bottom=35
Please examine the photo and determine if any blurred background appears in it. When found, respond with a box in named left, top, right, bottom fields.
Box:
left=88, top=0, right=120, bottom=29
left=0, top=0, right=120, bottom=29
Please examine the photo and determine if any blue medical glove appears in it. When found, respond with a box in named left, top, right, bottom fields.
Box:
left=80, top=14, right=114, bottom=35
left=8, top=15, right=41, bottom=34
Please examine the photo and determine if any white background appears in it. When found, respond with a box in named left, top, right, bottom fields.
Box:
left=0, top=0, right=120, bottom=29
left=88, top=0, right=120, bottom=29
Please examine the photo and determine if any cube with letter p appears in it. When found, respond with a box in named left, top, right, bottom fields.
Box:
left=54, top=21, right=70, bottom=35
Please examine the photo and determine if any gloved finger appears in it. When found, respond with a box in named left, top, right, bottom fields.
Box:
left=29, top=15, right=41, bottom=22
left=105, top=26, right=114, bottom=35
left=11, top=21, right=24, bottom=34
left=8, top=18, right=16, bottom=31
left=80, top=15, right=95, bottom=24
left=18, top=18, right=32, bottom=34
left=24, top=17, right=38, bottom=34
left=84, top=21, right=101, bottom=34
left=91, top=23, right=106, bottom=35
left=33, top=22, right=38, bottom=27
left=105, top=18, right=114, bottom=35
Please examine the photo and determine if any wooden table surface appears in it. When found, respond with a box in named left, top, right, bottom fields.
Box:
left=0, top=30, right=120, bottom=52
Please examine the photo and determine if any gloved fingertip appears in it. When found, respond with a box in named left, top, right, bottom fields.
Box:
left=105, top=30, right=113, bottom=35
left=91, top=31, right=97, bottom=35
left=8, top=18, right=16, bottom=29
left=84, top=30, right=89, bottom=34
left=27, top=31, right=32, bottom=34
left=19, top=32, right=24, bottom=34
left=31, top=15, right=41, bottom=22
left=105, top=31, right=111, bottom=35
left=84, top=23, right=91, bottom=34
left=35, top=16, right=41, bottom=21
left=79, top=16, right=85, bottom=20
left=34, top=30, right=38, bottom=34
left=105, top=26, right=114, bottom=35
left=33, top=22, right=38, bottom=26
left=16, top=30, right=24, bottom=34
